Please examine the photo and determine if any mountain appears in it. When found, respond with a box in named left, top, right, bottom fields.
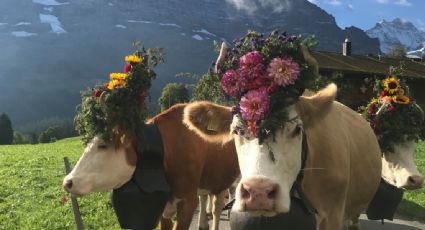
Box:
left=0, top=0, right=380, bottom=127
left=366, top=18, right=425, bottom=54
left=406, top=44, right=425, bottom=59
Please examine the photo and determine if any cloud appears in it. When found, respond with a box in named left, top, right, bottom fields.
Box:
left=376, top=0, right=389, bottom=3
left=225, top=0, right=292, bottom=14
left=307, top=0, right=317, bottom=4
left=347, top=4, right=354, bottom=10
left=395, top=0, right=412, bottom=6
left=325, top=0, right=342, bottom=6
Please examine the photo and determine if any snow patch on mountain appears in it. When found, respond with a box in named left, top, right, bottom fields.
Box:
left=33, top=0, right=69, bottom=6
left=192, top=29, right=216, bottom=37
left=127, top=20, right=153, bottom=24
left=192, top=34, right=204, bottom=41
left=44, top=7, right=53, bottom=12
left=15, top=22, right=32, bottom=26
left=115, top=24, right=126, bottom=29
left=366, top=18, right=425, bottom=53
left=407, top=44, right=425, bottom=58
left=11, top=31, right=37, bottom=37
left=39, top=14, right=67, bottom=34
left=158, top=23, right=181, bottom=28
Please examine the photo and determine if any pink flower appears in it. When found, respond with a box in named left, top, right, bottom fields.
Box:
left=267, top=57, right=300, bottom=86
left=221, top=70, right=242, bottom=96
left=239, top=51, right=265, bottom=80
left=239, top=88, right=270, bottom=121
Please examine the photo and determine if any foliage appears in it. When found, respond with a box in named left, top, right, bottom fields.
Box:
left=0, top=113, right=13, bottom=145
left=158, top=83, right=189, bottom=111
left=311, top=71, right=352, bottom=101
left=191, top=73, right=232, bottom=104
left=387, top=44, right=407, bottom=59
left=13, top=131, right=32, bottom=145
left=361, top=66, right=424, bottom=152
left=74, top=43, right=164, bottom=151
left=214, top=30, right=318, bottom=143
left=38, top=126, right=59, bottom=143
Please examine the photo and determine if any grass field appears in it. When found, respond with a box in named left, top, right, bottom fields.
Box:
left=0, top=137, right=424, bottom=229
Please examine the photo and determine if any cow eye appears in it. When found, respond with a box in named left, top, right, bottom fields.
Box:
left=292, top=125, right=302, bottom=137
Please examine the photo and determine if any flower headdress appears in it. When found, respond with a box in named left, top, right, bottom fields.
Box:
left=75, top=43, right=164, bottom=149
left=215, top=30, right=318, bottom=142
left=363, top=68, right=424, bottom=152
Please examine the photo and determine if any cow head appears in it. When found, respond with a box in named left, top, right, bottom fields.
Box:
left=184, top=84, right=336, bottom=216
left=62, top=128, right=137, bottom=196
left=381, top=139, right=423, bottom=189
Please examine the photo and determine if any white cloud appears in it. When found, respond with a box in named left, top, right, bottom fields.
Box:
left=225, top=0, right=292, bottom=14
left=326, top=0, right=342, bottom=6
left=376, top=0, right=389, bottom=3
left=347, top=4, right=354, bottom=10
left=395, top=0, right=412, bottom=6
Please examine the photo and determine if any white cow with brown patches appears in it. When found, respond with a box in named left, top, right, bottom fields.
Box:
left=183, top=84, right=383, bottom=229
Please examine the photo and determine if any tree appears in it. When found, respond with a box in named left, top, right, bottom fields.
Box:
left=38, top=126, right=59, bottom=143
left=191, top=73, right=237, bottom=106
left=387, top=44, right=406, bottom=59
left=0, top=113, right=13, bottom=145
left=158, top=83, right=189, bottom=111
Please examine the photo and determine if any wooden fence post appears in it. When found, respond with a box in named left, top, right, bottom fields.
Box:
left=64, top=156, right=84, bottom=230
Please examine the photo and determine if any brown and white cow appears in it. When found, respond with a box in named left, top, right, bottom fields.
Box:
left=183, top=84, right=383, bottom=229
left=63, top=103, right=240, bottom=230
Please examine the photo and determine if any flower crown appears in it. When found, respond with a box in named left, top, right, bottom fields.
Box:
left=75, top=44, right=164, bottom=147
left=364, top=71, right=424, bottom=152
left=215, top=30, right=317, bottom=142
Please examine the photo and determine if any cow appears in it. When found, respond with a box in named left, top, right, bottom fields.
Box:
left=183, top=84, right=383, bottom=229
left=63, top=103, right=240, bottom=230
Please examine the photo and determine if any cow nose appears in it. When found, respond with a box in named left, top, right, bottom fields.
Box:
left=63, top=179, right=73, bottom=191
left=406, top=175, right=424, bottom=189
left=239, top=179, right=279, bottom=211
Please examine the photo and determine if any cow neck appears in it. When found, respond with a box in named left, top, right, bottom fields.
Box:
left=290, top=132, right=317, bottom=215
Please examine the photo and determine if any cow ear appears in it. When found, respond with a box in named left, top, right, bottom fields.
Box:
left=183, top=101, right=234, bottom=144
left=297, top=83, right=337, bottom=126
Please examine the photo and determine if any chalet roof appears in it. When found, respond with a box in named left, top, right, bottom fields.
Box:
left=312, top=51, right=425, bottom=79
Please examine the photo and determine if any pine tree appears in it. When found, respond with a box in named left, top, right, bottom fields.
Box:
left=0, top=113, right=14, bottom=145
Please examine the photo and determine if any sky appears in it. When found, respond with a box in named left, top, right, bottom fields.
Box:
left=307, top=0, right=425, bottom=31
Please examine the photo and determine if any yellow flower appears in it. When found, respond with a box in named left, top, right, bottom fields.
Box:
left=110, top=73, right=128, bottom=80
left=392, top=95, right=410, bottom=105
left=383, top=77, right=400, bottom=95
left=107, top=79, right=127, bottom=89
left=125, top=55, right=143, bottom=63
left=367, top=98, right=378, bottom=108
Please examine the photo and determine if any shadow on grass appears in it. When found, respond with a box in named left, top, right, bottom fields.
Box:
left=396, top=199, right=425, bottom=223
left=360, top=219, right=422, bottom=230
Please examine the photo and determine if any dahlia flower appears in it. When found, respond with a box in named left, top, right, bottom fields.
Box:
left=267, top=57, right=300, bottom=86
left=239, top=51, right=265, bottom=80
left=221, top=70, right=242, bottom=96
left=239, top=88, right=270, bottom=121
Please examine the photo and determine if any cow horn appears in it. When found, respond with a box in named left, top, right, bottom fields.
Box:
left=301, top=45, right=318, bottom=76
left=215, top=42, right=228, bottom=74
left=414, top=102, right=425, bottom=124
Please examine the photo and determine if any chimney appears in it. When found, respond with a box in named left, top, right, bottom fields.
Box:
left=343, top=38, right=351, bottom=56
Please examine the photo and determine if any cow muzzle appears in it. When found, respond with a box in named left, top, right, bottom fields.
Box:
left=237, top=178, right=280, bottom=212
left=401, top=175, right=424, bottom=190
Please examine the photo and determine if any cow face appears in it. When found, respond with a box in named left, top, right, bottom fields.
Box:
left=231, top=105, right=303, bottom=215
left=381, top=140, right=423, bottom=190
left=62, top=136, right=137, bottom=196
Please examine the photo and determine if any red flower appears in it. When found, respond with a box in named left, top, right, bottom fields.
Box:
left=60, top=195, right=68, bottom=204
left=388, top=105, right=395, bottom=112
left=247, top=120, right=257, bottom=136
left=380, top=90, right=386, bottom=97
left=123, top=63, right=132, bottom=73
left=92, top=89, right=103, bottom=97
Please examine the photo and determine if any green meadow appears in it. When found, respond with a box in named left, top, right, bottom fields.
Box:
left=0, top=137, right=424, bottom=229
